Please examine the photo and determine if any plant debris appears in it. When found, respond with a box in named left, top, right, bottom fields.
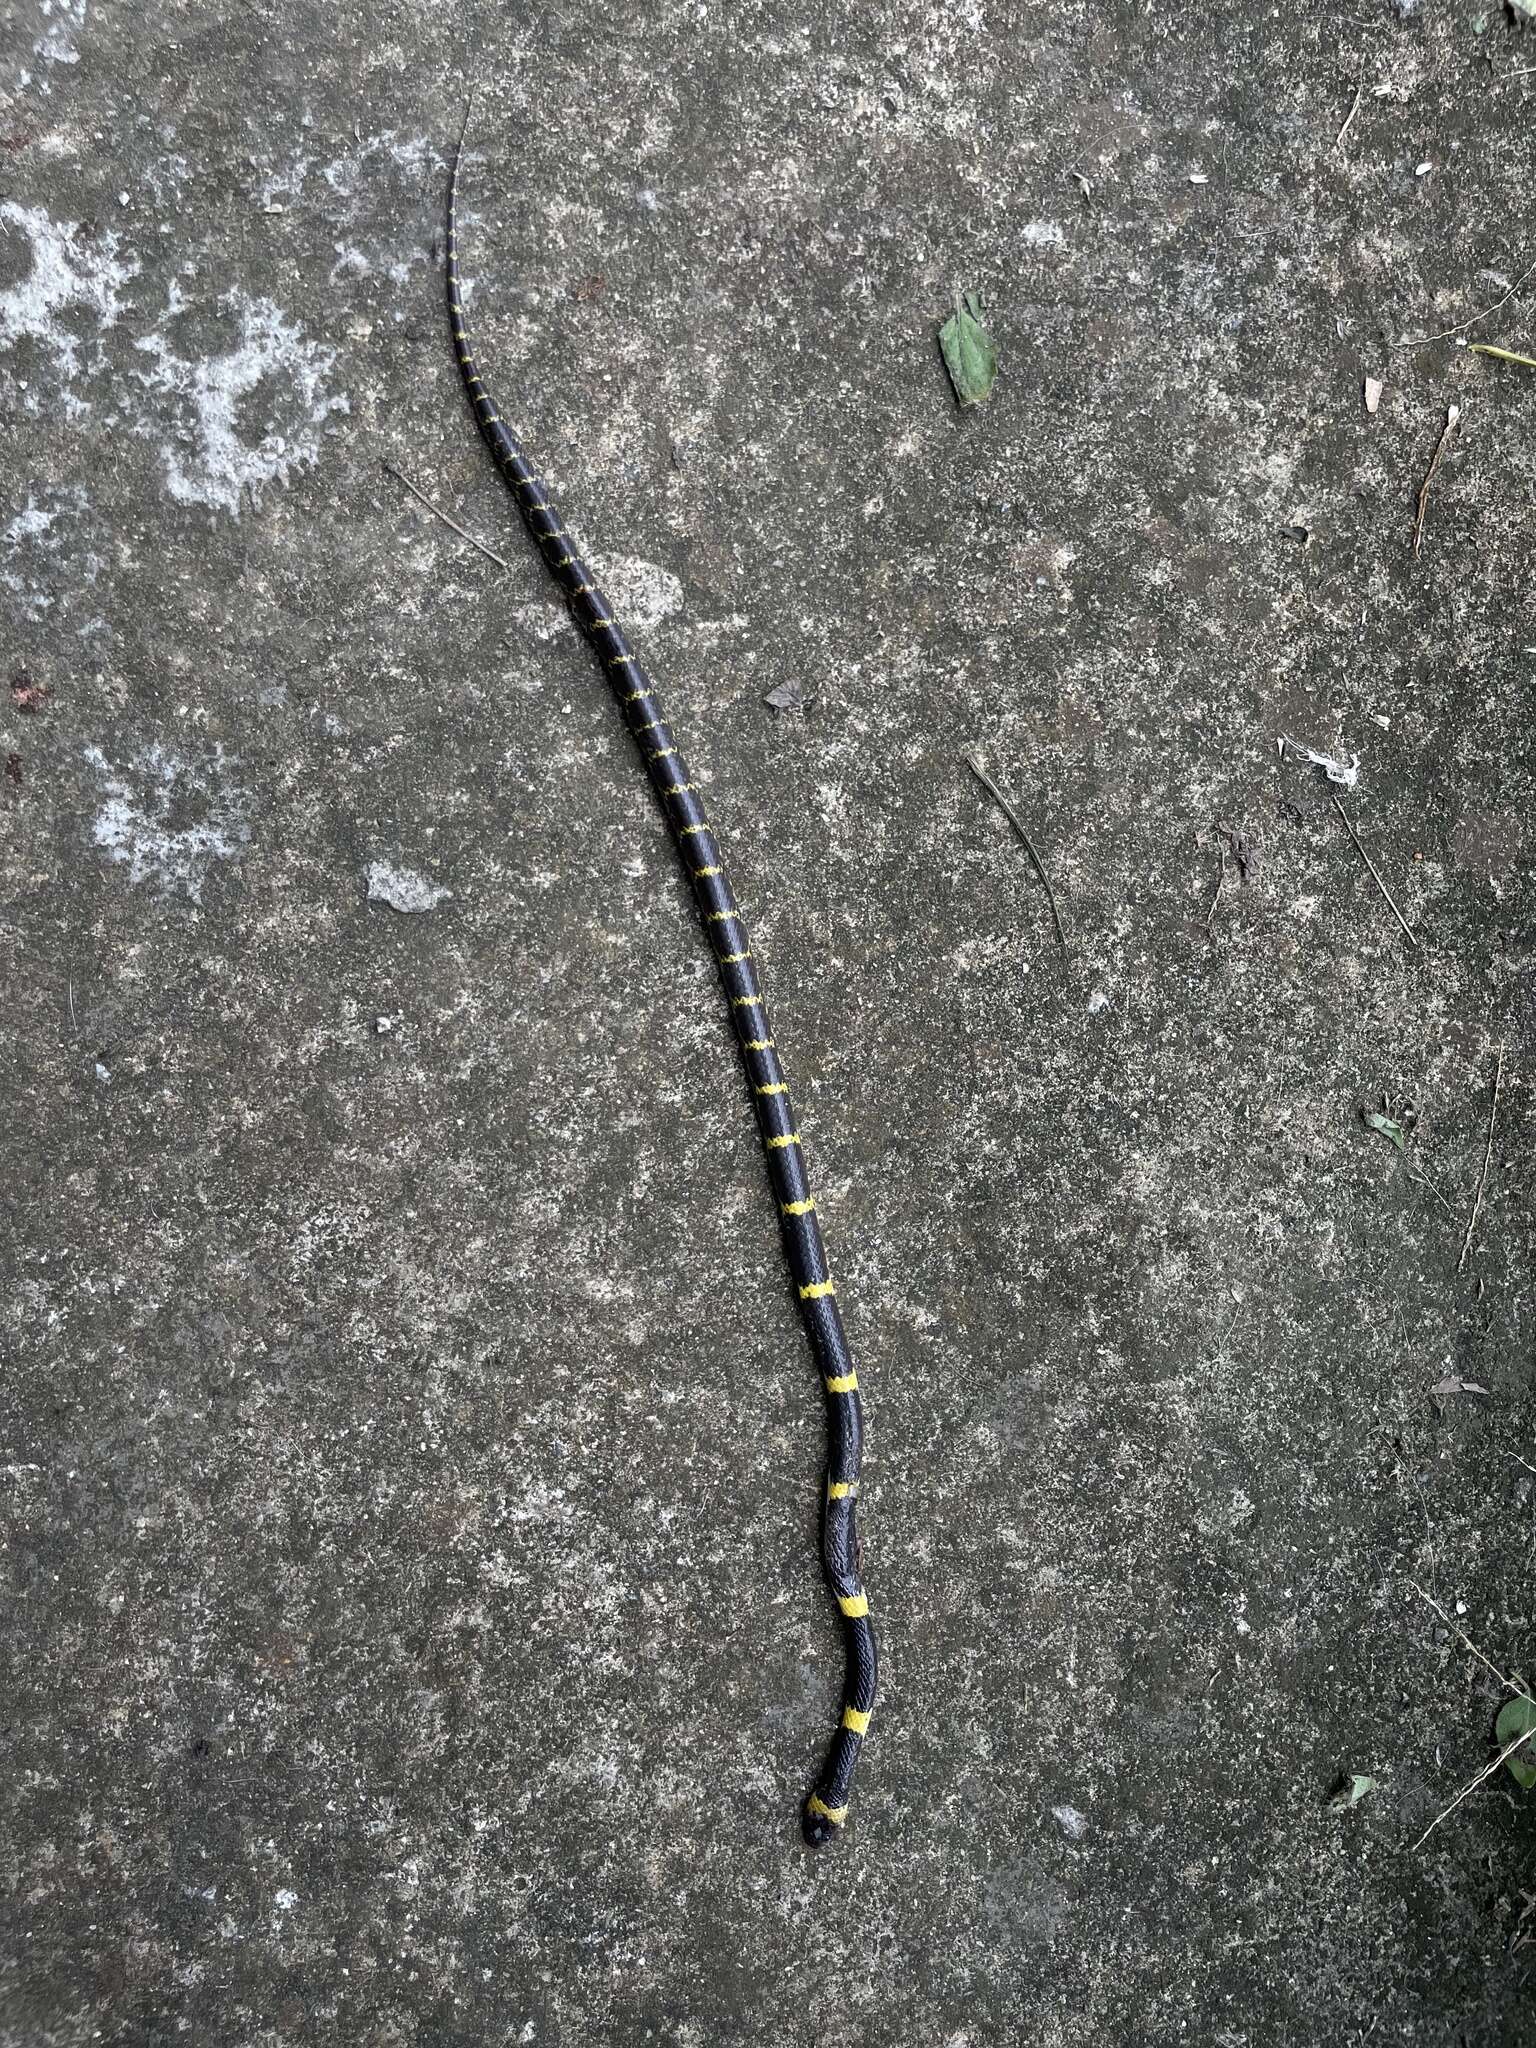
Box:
left=1430, top=1374, right=1489, bottom=1398
left=1363, top=1108, right=1407, bottom=1152
left=1328, top=1773, right=1378, bottom=1811
left=966, top=753, right=1070, bottom=960
left=763, top=679, right=810, bottom=714
left=1332, top=795, right=1418, bottom=947
left=1412, top=403, right=1461, bottom=558
left=1495, top=1698, right=1536, bottom=1790
left=939, top=290, right=998, bottom=408
left=1456, top=1043, right=1505, bottom=1275
left=1217, top=821, right=1255, bottom=879
left=1468, top=341, right=1536, bottom=370
left=1364, top=376, right=1384, bottom=414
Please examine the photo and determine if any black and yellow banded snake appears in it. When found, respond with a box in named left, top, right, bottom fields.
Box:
left=444, top=108, right=878, bottom=1846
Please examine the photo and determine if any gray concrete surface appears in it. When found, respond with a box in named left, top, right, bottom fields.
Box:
left=4, top=1, right=1535, bottom=2041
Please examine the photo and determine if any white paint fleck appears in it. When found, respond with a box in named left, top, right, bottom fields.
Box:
left=134, top=288, right=349, bottom=515
left=84, top=743, right=252, bottom=902
left=5, top=497, right=57, bottom=546
left=93, top=1061, right=110, bottom=1083
left=274, top=1888, right=298, bottom=1911
left=1281, top=736, right=1360, bottom=788
left=367, top=862, right=452, bottom=914
left=0, top=200, right=138, bottom=391
left=1051, top=1803, right=1089, bottom=1839
left=0, top=482, right=96, bottom=621
left=1086, top=988, right=1111, bottom=1014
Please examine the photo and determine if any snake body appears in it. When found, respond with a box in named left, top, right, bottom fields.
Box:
left=445, top=113, right=877, bottom=1846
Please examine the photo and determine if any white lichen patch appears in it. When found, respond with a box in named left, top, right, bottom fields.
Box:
left=83, top=742, right=252, bottom=902
left=366, top=863, right=452, bottom=913
left=134, top=288, right=349, bottom=514
left=3, top=481, right=100, bottom=622
left=0, top=200, right=138, bottom=398
left=33, top=0, right=86, bottom=66
left=599, top=556, right=684, bottom=634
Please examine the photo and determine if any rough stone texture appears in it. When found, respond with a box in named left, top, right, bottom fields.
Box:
left=4, top=2, right=1535, bottom=2042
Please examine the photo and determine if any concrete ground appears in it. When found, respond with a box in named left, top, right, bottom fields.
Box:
left=4, top=0, right=1535, bottom=2041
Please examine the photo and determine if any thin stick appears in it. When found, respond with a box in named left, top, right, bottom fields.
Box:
left=1412, top=405, right=1461, bottom=559
left=967, top=755, right=1070, bottom=959
left=1205, top=845, right=1226, bottom=932
left=1406, top=1167, right=1459, bottom=1223
left=1331, top=796, right=1418, bottom=947
left=1405, top=253, right=1536, bottom=348
left=382, top=461, right=514, bottom=574
left=67, top=977, right=77, bottom=1033
left=1456, top=1043, right=1505, bottom=1275
left=1412, top=1726, right=1536, bottom=1851
left=1410, top=1582, right=1535, bottom=1705
left=1334, top=77, right=1364, bottom=151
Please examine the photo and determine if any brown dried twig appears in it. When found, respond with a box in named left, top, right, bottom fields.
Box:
left=967, top=755, right=1070, bottom=960
left=1331, top=796, right=1418, bottom=947
left=1457, top=1044, right=1506, bottom=1276
left=382, top=461, right=514, bottom=573
left=1412, top=405, right=1461, bottom=560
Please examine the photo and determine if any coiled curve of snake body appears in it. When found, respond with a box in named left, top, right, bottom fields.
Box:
left=445, top=110, right=877, bottom=1847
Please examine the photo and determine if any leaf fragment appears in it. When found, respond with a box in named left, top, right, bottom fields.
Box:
left=939, top=289, right=998, bottom=408
left=1496, top=1697, right=1536, bottom=1791
left=1328, top=1773, right=1378, bottom=1810
left=1363, top=1108, right=1407, bottom=1151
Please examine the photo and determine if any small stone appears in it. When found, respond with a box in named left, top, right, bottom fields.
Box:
left=366, top=862, right=453, bottom=913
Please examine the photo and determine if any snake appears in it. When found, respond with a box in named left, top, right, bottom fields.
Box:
left=443, top=106, right=878, bottom=1847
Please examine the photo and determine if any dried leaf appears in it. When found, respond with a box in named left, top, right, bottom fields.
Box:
left=763, top=679, right=809, bottom=713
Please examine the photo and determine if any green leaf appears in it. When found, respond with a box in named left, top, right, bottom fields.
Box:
left=939, top=290, right=998, bottom=407
left=1328, top=1772, right=1378, bottom=1811
left=1496, top=1696, right=1536, bottom=1790
left=1363, top=1109, right=1407, bottom=1152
